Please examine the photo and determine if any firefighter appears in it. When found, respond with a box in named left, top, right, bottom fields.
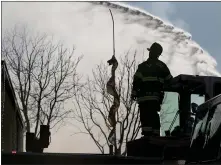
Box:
left=131, top=42, right=173, bottom=136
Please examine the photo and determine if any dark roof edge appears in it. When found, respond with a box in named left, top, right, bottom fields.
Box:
left=1, top=60, right=25, bottom=129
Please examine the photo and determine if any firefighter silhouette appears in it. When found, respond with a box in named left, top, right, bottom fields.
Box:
left=131, top=42, right=173, bottom=136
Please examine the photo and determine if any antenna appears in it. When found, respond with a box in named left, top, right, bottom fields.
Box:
left=109, top=9, right=115, bottom=56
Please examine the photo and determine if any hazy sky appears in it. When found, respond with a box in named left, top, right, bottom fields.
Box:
left=126, top=2, right=221, bottom=72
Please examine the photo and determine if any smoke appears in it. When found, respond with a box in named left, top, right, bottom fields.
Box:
left=2, top=1, right=221, bottom=153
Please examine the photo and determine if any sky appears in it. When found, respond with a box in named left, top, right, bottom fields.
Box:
left=2, top=1, right=221, bottom=153
left=126, top=2, right=221, bottom=72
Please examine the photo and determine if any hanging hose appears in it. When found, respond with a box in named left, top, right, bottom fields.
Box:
left=109, top=9, right=115, bottom=56
left=106, top=9, right=120, bottom=151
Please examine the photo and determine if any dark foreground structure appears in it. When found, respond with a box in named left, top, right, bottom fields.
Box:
left=2, top=152, right=162, bottom=164
left=1, top=61, right=24, bottom=152
left=2, top=74, right=221, bottom=164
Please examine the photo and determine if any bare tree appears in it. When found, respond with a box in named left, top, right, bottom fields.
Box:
left=2, top=25, right=83, bottom=137
left=72, top=50, right=173, bottom=155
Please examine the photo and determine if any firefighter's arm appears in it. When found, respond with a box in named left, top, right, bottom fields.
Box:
left=131, top=67, right=142, bottom=99
left=132, top=76, right=139, bottom=96
left=163, top=65, right=173, bottom=83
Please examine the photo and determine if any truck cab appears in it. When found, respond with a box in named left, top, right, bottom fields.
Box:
left=2, top=74, right=221, bottom=165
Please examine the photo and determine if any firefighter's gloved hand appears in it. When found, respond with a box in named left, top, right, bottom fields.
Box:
left=131, top=94, right=137, bottom=101
left=131, top=90, right=137, bottom=101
